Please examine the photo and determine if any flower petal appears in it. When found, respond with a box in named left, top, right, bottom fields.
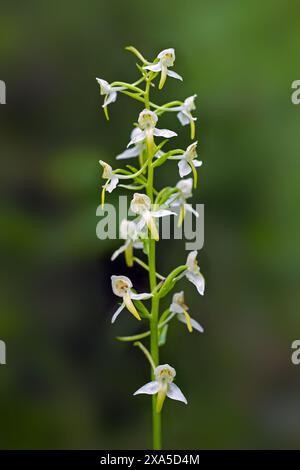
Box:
left=130, top=292, right=152, bottom=300
left=185, top=204, right=199, bottom=217
left=190, top=317, right=204, bottom=333
left=186, top=271, right=205, bottom=296
left=193, top=159, right=203, bottom=168
left=133, top=241, right=144, bottom=250
left=153, top=128, right=177, bottom=138
left=127, top=129, right=145, bottom=147
left=167, top=70, right=183, bottom=81
left=177, top=313, right=204, bottom=333
left=111, top=303, right=125, bottom=323
left=106, top=175, right=119, bottom=193
left=111, top=241, right=129, bottom=261
left=177, top=111, right=190, bottom=126
left=134, top=381, right=160, bottom=396
left=144, top=63, right=162, bottom=72
left=178, top=159, right=192, bottom=177
left=186, top=250, right=197, bottom=269
left=103, top=91, right=117, bottom=106
left=151, top=209, right=176, bottom=218
left=167, top=383, right=187, bottom=404
left=116, top=146, right=140, bottom=160
left=96, top=78, right=110, bottom=94
left=170, top=302, right=184, bottom=314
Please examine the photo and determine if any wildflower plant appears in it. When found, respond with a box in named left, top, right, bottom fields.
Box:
left=96, top=46, right=205, bottom=450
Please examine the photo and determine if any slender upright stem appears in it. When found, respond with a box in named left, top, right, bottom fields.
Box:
left=148, top=181, right=161, bottom=450
left=144, top=78, right=162, bottom=450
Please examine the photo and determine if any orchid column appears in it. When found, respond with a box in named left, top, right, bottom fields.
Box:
left=97, top=47, right=205, bottom=450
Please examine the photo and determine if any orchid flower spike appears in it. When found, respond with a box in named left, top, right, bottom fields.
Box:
left=130, top=193, right=176, bottom=241
left=111, top=275, right=152, bottom=323
left=134, top=364, right=187, bottom=412
left=185, top=251, right=205, bottom=296
left=144, top=48, right=183, bottom=89
left=170, top=291, right=204, bottom=333
left=128, top=109, right=177, bottom=149
left=168, top=178, right=199, bottom=226
left=96, top=78, right=125, bottom=119
left=111, top=220, right=144, bottom=267
left=173, top=95, right=197, bottom=139
left=169, top=142, right=202, bottom=188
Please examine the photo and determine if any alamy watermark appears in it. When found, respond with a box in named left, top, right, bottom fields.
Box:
left=291, top=80, right=300, bottom=105
left=0, top=340, right=6, bottom=365
left=291, top=340, right=300, bottom=365
left=96, top=196, right=204, bottom=251
left=0, top=80, right=6, bottom=104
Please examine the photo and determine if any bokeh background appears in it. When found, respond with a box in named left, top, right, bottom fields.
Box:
left=1, top=0, right=300, bottom=449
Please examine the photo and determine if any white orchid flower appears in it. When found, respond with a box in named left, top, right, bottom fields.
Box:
left=134, top=364, right=187, bottom=412
left=96, top=78, right=125, bottom=110
left=144, top=48, right=183, bottom=89
left=99, top=160, right=119, bottom=193
left=99, top=159, right=148, bottom=207
left=176, top=95, right=197, bottom=126
left=170, top=291, right=204, bottom=333
left=111, top=275, right=152, bottom=323
left=169, top=142, right=202, bottom=188
left=171, top=95, right=197, bottom=139
left=168, top=178, right=199, bottom=226
left=111, top=220, right=144, bottom=267
left=185, top=251, right=205, bottom=296
left=117, top=128, right=163, bottom=161
left=127, top=110, right=177, bottom=149
left=130, top=193, right=176, bottom=241
left=116, top=128, right=145, bottom=160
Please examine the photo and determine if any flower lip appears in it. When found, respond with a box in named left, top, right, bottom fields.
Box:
left=111, top=275, right=133, bottom=297
left=155, top=364, right=176, bottom=383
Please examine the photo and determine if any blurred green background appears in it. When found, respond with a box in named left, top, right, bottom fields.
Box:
left=1, top=0, right=300, bottom=450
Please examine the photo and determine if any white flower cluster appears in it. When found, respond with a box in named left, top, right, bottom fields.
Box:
left=96, top=47, right=206, bottom=418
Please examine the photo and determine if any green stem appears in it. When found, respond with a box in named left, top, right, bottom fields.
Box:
left=144, top=81, right=161, bottom=449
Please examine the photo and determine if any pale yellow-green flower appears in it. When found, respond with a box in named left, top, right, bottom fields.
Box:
left=134, top=364, right=187, bottom=412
